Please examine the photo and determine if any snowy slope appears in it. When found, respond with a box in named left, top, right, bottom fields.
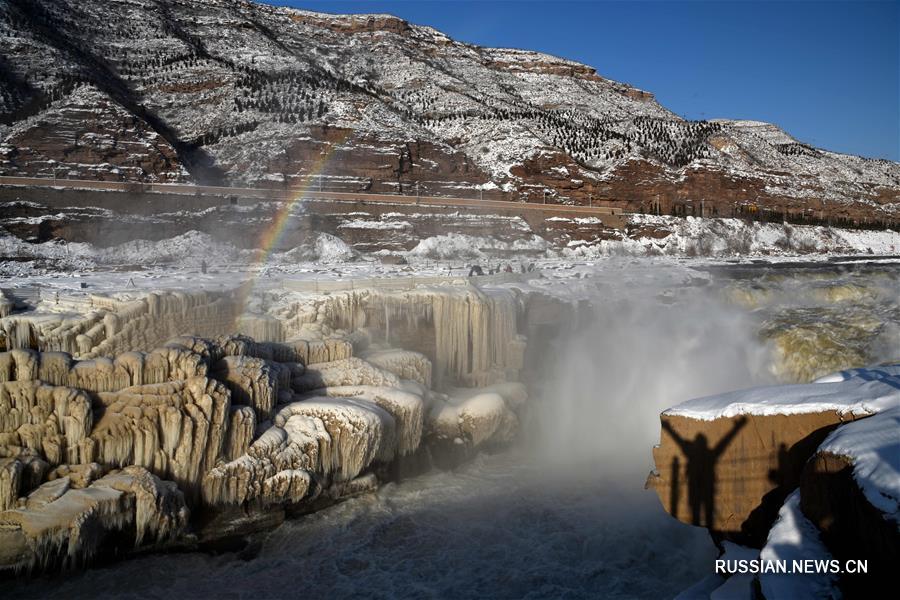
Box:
left=817, top=404, right=900, bottom=526
left=0, top=0, right=897, bottom=220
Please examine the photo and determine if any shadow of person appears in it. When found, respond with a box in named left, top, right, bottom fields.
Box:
left=662, top=415, right=748, bottom=530
left=768, top=442, right=790, bottom=488
left=669, top=456, right=680, bottom=516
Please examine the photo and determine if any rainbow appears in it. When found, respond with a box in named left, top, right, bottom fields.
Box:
left=232, top=129, right=354, bottom=322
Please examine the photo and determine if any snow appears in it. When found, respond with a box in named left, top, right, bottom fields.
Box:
left=338, top=219, right=413, bottom=230
left=0, top=228, right=367, bottom=278
left=294, top=384, right=425, bottom=456
left=311, top=232, right=359, bottom=263
left=564, top=215, right=900, bottom=259
left=3, top=0, right=900, bottom=215
left=813, top=364, right=900, bottom=383
left=818, top=405, right=900, bottom=526
left=408, top=232, right=548, bottom=260
left=758, top=491, right=840, bottom=599
left=2, top=205, right=898, bottom=283
left=269, top=233, right=360, bottom=264
left=0, top=229, right=239, bottom=274
left=274, top=398, right=397, bottom=480
left=709, top=573, right=753, bottom=600
left=428, top=389, right=515, bottom=448
left=664, top=365, right=900, bottom=420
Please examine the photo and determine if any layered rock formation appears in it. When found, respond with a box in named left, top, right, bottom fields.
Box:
left=1, top=0, right=897, bottom=225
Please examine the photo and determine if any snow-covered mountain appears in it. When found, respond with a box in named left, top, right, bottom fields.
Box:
left=1, top=0, right=898, bottom=223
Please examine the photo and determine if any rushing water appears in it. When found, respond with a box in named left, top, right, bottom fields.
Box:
left=6, top=259, right=899, bottom=599
left=7, top=451, right=714, bottom=599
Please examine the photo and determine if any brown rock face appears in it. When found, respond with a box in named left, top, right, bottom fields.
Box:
left=1, top=87, right=185, bottom=183
left=234, top=126, right=493, bottom=196
left=648, top=411, right=854, bottom=546
left=801, top=452, right=900, bottom=598
left=287, top=12, right=411, bottom=35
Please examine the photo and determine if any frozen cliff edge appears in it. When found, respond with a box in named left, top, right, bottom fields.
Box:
left=650, top=364, right=900, bottom=598
left=0, top=283, right=556, bottom=574
left=0, top=339, right=528, bottom=573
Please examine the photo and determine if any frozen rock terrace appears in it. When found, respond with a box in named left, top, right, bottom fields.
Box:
left=0, top=283, right=543, bottom=572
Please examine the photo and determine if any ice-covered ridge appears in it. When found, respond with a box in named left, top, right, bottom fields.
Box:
left=664, top=365, right=900, bottom=421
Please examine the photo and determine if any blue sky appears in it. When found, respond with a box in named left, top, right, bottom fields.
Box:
left=269, top=1, right=898, bottom=161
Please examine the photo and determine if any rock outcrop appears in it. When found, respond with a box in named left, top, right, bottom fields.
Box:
left=648, top=411, right=851, bottom=545
left=651, top=366, right=900, bottom=597
left=0, top=466, right=188, bottom=572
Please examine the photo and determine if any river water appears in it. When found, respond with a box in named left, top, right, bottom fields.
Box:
left=6, top=259, right=899, bottom=599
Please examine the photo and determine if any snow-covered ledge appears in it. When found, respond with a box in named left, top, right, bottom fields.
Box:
left=652, top=365, right=900, bottom=598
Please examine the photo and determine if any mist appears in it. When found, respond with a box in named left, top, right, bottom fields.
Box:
left=531, top=263, right=775, bottom=487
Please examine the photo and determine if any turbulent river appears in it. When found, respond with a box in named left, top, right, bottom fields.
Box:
left=6, top=259, right=899, bottom=599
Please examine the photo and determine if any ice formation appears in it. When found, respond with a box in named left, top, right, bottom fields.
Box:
left=274, top=399, right=397, bottom=481
left=0, top=291, right=241, bottom=357
left=0, top=347, right=208, bottom=393
left=0, top=466, right=188, bottom=571
left=0, top=292, right=12, bottom=319
left=0, top=276, right=536, bottom=572
left=0, top=380, right=92, bottom=504
left=294, top=385, right=426, bottom=456
left=223, top=406, right=257, bottom=462
left=360, top=349, right=433, bottom=388
left=87, top=378, right=231, bottom=499
left=202, top=395, right=403, bottom=506
left=293, top=357, right=402, bottom=392
left=211, top=355, right=284, bottom=421
left=273, top=286, right=525, bottom=387
left=427, top=389, right=520, bottom=449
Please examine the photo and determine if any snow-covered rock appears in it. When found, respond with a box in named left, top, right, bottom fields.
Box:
left=758, top=491, right=840, bottom=600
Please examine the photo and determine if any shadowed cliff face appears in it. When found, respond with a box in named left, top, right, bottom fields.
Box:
left=801, top=451, right=900, bottom=598
left=1, top=0, right=898, bottom=223
left=648, top=411, right=852, bottom=546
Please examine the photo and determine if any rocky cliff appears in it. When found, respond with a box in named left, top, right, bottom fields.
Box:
left=1, top=0, right=898, bottom=224
left=649, top=368, right=900, bottom=597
